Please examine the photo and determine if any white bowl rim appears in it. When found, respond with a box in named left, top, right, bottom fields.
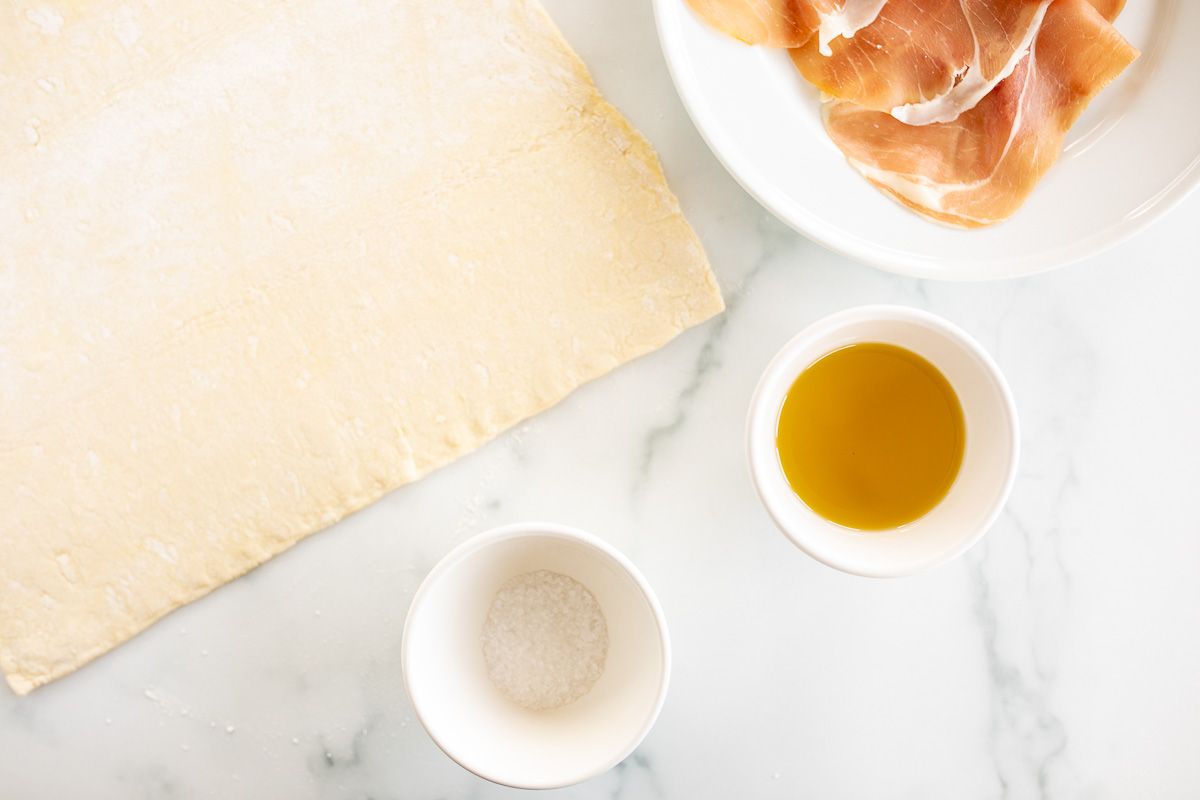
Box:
left=652, top=0, right=1200, bottom=281
left=400, top=521, right=673, bottom=790
left=745, top=305, right=1021, bottom=577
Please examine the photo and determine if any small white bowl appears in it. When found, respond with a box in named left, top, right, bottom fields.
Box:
left=747, top=306, right=1019, bottom=577
left=401, top=522, right=671, bottom=789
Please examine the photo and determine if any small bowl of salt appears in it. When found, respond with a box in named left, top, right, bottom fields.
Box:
left=401, top=522, right=671, bottom=789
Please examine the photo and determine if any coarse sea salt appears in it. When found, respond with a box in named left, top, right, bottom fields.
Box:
left=481, top=570, right=608, bottom=711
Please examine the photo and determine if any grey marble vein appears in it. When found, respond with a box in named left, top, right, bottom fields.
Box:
left=633, top=216, right=788, bottom=494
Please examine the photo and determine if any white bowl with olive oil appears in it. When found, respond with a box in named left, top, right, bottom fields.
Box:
left=747, top=305, right=1019, bottom=577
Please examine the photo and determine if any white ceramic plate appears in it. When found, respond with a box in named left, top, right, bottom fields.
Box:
left=654, top=1, right=1199, bottom=280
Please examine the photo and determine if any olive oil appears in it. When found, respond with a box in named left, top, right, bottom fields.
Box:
left=776, top=342, right=965, bottom=530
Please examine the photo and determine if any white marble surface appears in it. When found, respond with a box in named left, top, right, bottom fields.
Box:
left=3, top=2, right=1199, bottom=798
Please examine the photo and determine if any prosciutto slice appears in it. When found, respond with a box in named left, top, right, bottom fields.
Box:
left=686, top=0, right=820, bottom=46
left=791, top=0, right=1053, bottom=124
left=822, top=0, right=1138, bottom=227
left=1089, top=0, right=1127, bottom=20
left=685, top=0, right=888, bottom=49
left=688, top=0, right=1122, bottom=55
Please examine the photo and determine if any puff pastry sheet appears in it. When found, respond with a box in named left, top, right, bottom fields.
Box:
left=0, top=0, right=722, bottom=693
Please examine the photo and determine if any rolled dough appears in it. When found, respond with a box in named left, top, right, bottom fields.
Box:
left=0, top=0, right=722, bottom=694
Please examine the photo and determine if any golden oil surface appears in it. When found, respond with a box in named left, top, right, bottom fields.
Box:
left=776, top=342, right=965, bottom=531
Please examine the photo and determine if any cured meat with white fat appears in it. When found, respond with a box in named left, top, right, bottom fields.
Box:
left=822, top=0, right=1138, bottom=227
left=685, top=0, right=889, bottom=49
left=791, top=0, right=1053, bottom=124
